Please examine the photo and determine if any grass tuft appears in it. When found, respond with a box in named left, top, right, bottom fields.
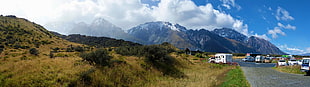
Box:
left=273, top=65, right=306, bottom=74
left=221, top=66, right=250, bottom=87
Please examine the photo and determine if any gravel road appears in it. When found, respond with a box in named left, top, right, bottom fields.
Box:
left=234, top=59, right=310, bottom=87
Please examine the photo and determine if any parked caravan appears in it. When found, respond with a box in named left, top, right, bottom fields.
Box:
left=301, top=58, right=310, bottom=75
left=255, top=55, right=265, bottom=63
left=214, top=53, right=233, bottom=63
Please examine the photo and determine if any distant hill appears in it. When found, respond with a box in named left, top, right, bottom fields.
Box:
left=52, top=32, right=142, bottom=47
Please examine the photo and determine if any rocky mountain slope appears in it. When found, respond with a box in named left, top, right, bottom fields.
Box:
left=126, top=21, right=285, bottom=54
left=212, top=28, right=247, bottom=42
left=127, top=21, right=258, bottom=53
left=246, top=36, right=286, bottom=54
left=212, top=28, right=286, bottom=55
left=59, top=18, right=285, bottom=54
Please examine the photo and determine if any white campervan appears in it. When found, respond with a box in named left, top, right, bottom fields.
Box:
left=214, top=53, right=233, bottom=63
left=255, top=55, right=265, bottom=63
left=300, top=58, right=310, bottom=75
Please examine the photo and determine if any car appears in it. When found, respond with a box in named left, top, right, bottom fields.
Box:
left=264, top=58, right=272, bottom=63
left=298, top=60, right=303, bottom=65
left=208, top=57, right=215, bottom=63
left=288, top=59, right=298, bottom=65
left=242, top=56, right=254, bottom=62
left=278, top=60, right=287, bottom=66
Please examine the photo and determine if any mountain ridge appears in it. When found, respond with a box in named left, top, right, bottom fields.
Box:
left=55, top=18, right=286, bottom=55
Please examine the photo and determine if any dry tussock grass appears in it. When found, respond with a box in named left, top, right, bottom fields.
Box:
left=146, top=53, right=235, bottom=87
left=0, top=55, right=92, bottom=86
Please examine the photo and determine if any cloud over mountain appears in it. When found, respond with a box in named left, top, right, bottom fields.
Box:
left=0, top=0, right=249, bottom=36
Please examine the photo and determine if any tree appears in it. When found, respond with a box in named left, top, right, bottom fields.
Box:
left=29, top=48, right=39, bottom=55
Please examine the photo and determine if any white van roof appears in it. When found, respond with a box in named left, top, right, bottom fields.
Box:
left=303, top=58, right=310, bottom=59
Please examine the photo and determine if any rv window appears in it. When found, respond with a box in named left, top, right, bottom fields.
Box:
left=221, top=56, right=224, bottom=58
left=303, top=59, right=309, bottom=64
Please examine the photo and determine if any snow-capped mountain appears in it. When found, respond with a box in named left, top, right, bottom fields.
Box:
left=211, top=28, right=286, bottom=55
left=127, top=21, right=193, bottom=49
left=128, top=21, right=186, bottom=33
left=69, top=18, right=128, bottom=39
left=212, top=28, right=247, bottom=42
left=50, top=18, right=286, bottom=54
left=246, top=36, right=286, bottom=55
left=127, top=21, right=259, bottom=53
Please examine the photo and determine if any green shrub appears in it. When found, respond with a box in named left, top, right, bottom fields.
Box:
left=29, top=48, right=39, bottom=55
left=115, top=44, right=185, bottom=78
left=80, top=49, right=112, bottom=66
left=0, top=45, right=4, bottom=53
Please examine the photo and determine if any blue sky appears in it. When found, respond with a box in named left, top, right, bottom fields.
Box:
left=189, top=0, right=310, bottom=55
left=141, top=0, right=310, bottom=55
left=0, top=0, right=309, bottom=55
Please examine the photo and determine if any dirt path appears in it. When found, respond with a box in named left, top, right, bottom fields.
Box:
left=234, top=59, right=310, bottom=87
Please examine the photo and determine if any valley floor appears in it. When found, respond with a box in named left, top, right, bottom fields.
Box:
left=147, top=63, right=234, bottom=87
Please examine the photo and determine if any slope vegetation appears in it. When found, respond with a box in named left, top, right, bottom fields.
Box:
left=0, top=16, right=243, bottom=87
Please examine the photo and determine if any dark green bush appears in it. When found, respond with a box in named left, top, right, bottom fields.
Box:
left=0, top=45, right=4, bottom=53
left=115, top=44, right=185, bottom=78
left=74, top=46, right=84, bottom=52
left=80, top=49, right=112, bottom=66
left=29, top=48, right=39, bottom=55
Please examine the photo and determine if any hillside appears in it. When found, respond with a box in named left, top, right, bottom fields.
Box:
left=0, top=15, right=244, bottom=86
left=0, top=15, right=93, bottom=86
left=52, top=32, right=142, bottom=48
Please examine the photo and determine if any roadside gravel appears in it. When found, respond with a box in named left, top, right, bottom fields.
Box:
left=234, top=59, right=310, bottom=87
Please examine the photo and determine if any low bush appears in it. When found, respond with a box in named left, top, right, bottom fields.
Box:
left=80, top=49, right=112, bottom=66
left=115, top=44, right=185, bottom=78
left=29, top=48, right=39, bottom=55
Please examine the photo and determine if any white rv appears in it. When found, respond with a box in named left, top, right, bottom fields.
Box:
left=214, top=53, right=233, bottom=63
left=300, top=58, right=310, bottom=75
left=255, top=55, right=265, bottom=63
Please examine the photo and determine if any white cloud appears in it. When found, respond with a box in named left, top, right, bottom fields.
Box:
left=306, top=48, right=310, bottom=53
left=276, top=7, right=294, bottom=21
left=268, top=7, right=272, bottom=11
left=151, top=0, right=249, bottom=35
left=0, top=0, right=249, bottom=36
left=222, top=4, right=231, bottom=9
left=253, top=34, right=270, bottom=41
left=277, top=22, right=296, bottom=30
left=219, top=0, right=241, bottom=10
left=268, top=27, right=285, bottom=39
left=278, top=44, right=306, bottom=55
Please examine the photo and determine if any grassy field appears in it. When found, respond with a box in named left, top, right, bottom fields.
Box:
left=0, top=49, right=246, bottom=87
left=273, top=65, right=306, bottom=74
left=147, top=63, right=235, bottom=87
left=221, top=66, right=250, bottom=87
